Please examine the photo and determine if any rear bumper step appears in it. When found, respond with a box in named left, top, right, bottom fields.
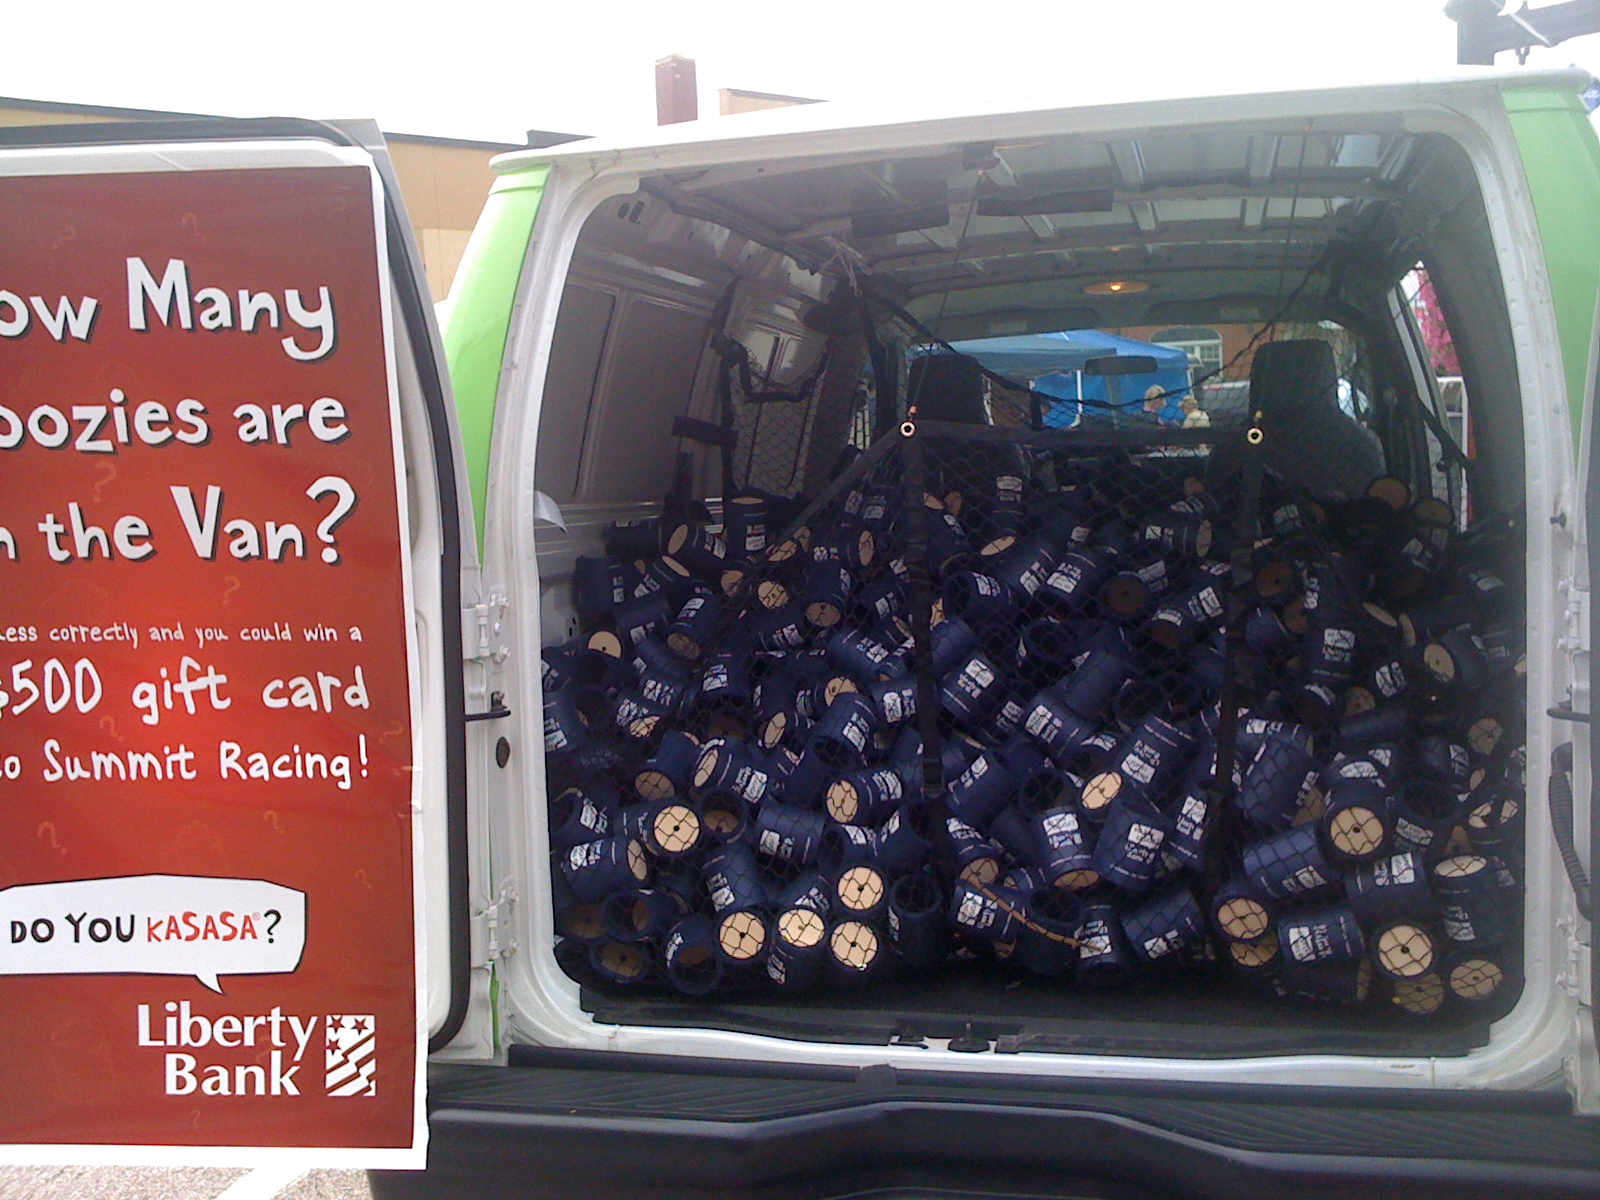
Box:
left=370, top=1056, right=1600, bottom=1200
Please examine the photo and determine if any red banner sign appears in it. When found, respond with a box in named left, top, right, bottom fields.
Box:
left=0, top=159, right=424, bottom=1163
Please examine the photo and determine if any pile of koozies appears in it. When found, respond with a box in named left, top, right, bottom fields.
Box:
left=543, top=447, right=1526, bottom=1019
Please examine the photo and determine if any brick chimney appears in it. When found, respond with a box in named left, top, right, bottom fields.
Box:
left=655, top=55, right=698, bottom=125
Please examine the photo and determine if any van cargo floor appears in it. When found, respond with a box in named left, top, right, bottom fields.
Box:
left=579, top=965, right=1492, bottom=1058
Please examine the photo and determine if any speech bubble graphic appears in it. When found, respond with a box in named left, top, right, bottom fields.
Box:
left=0, top=875, right=306, bottom=993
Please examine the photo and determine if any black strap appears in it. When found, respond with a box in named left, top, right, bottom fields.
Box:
left=1206, top=422, right=1267, bottom=898
left=899, top=421, right=951, bottom=886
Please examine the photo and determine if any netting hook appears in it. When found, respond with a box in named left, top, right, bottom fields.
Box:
left=900, top=420, right=917, bottom=438
left=1246, top=427, right=1265, bottom=446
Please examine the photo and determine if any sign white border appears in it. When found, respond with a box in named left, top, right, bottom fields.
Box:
left=0, top=140, right=429, bottom=1170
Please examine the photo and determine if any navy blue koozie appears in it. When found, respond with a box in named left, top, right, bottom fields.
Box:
left=1148, top=577, right=1225, bottom=650
left=1039, top=546, right=1116, bottom=611
left=1345, top=851, right=1435, bottom=923
left=1120, top=886, right=1205, bottom=965
left=808, top=692, right=877, bottom=768
left=698, top=789, right=750, bottom=844
left=1209, top=876, right=1275, bottom=944
left=826, top=627, right=896, bottom=684
left=561, top=834, right=649, bottom=903
left=1279, top=956, right=1372, bottom=1007
left=752, top=803, right=827, bottom=865
left=1391, top=780, right=1465, bottom=864
left=1278, top=905, right=1366, bottom=967
left=602, top=887, right=685, bottom=943
left=940, top=650, right=1005, bottom=725
left=1075, top=900, right=1133, bottom=986
left=876, top=805, right=932, bottom=877
left=723, top=493, right=771, bottom=561
left=765, top=906, right=828, bottom=990
left=1236, top=731, right=1320, bottom=831
left=930, top=616, right=980, bottom=677
left=825, top=919, right=886, bottom=986
left=948, top=817, right=1006, bottom=885
left=1242, top=824, right=1339, bottom=903
left=573, top=555, right=638, bottom=622
left=702, top=841, right=768, bottom=913
left=987, top=804, right=1042, bottom=867
left=943, top=566, right=1020, bottom=624
left=1090, top=799, right=1174, bottom=894
left=832, top=863, right=890, bottom=924
left=1166, top=759, right=1221, bottom=871
left=694, top=738, right=773, bottom=805
left=818, top=822, right=878, bottom=873
left=614, top=589, right=675, bottom=648
left=1094, top=712, right=1198, bottom=808
left=775, top=870, right=831, bottom=916
left=1015, top=889, right=1084, bottom=977
left=640, top=798, right=703, bottom=860
left=1433, top=854, right=1512, bottom=947
left=1032, top=804, right=1099, bottom=890
left=1371, top=918, right=1438, bottom=983
left=1441, top=946, right=1521, bottom=1018
left=946, top=750, right=1019, bottom=829
left=663, top=915, right=725, bottom=995
left=1022, top=686, right=1098, bottom=766
left=665, top=589, right=722, bottom=661
left=887, top=873, right=947, bottom=968
left=1054, top=645, right=1132, bottom=723
left=825, top=767, right=904, bottom=826
left=1320, top=768, right=1392, bottom=864
left=949, top=879, right=1027, bottom=943
left=548, top=785, right=613, bottom=851
left=868, top=676, right=919, bottom=728
left=542, top=687, right=591, bottom=756
left=663, top=522, right=728, bottom=579
left=588, top=939, right=653, bottom=985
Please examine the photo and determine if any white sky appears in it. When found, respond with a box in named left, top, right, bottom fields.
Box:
left=3, top=0, right=1600, bottom=144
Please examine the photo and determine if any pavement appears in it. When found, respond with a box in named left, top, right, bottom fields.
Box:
left=0, top=1168, right=370, bottom=1200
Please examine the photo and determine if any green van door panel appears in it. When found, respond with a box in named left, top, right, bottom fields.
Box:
left=1504, top=86, right=1600, bottom=444
left=441, top=164, right=550, bottom=548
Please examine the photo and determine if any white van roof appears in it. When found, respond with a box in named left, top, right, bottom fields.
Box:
left=492, top=67, right=1588, bottom=176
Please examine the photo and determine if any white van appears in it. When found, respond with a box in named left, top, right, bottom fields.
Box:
left=9, top=70, right=1600, bottom=1197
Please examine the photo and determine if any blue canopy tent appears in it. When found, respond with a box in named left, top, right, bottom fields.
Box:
left=944, top=329, right=1192, bottom=429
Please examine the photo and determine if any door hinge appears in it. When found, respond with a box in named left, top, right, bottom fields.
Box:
left=463, top=594, right=510, bottom=664
left=470, top=887, right=519, bottom=967
left=1559, top=915, right=1592, bottom=1005
left=1559, top=579, right=1589, bottom=656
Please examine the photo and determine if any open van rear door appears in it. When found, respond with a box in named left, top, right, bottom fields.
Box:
left=0, top=120, right=471, bottom=1168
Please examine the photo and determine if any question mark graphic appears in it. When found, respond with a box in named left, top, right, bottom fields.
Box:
left=37, top=822, right=66, bottom=855
left=92, top=461, right=118, bottom=501
left=99, top=714, right=121, bottom=741
left=263, top=810, right=284, bottom=834
left=355, top=869, right=372, bottom=890
left=262, top=909, right=282, bottom=943
left=306, top=476, right=357, bottom=565
left=222, top=576, right=242, bottom=605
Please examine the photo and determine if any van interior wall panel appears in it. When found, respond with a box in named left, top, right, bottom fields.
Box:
left=527, top=118, right=1531, bottom=1060
left=537, top=284, right=617, bottom=502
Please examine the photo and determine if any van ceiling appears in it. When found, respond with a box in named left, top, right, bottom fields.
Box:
left=650, top=125, right=1477, bottom=341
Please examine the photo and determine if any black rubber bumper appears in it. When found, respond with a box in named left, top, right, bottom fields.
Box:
left=370, top=1051, right=1600, bottom=1200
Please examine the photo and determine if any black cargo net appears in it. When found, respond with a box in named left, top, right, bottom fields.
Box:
left=543, top=354, right=1526, bottom=1026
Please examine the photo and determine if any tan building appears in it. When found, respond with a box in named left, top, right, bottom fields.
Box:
left=0, top=95, right=557, bottom=300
